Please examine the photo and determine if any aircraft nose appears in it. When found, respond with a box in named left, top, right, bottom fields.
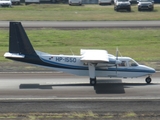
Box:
left=141, top=65, right=156, bottom=74
left=148, top=67, right=156, bottom=73
left=151, top=68, right=156, bottom=73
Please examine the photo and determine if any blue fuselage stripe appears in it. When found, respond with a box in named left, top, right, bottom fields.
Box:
left=40, top=58, right=154, bottom=73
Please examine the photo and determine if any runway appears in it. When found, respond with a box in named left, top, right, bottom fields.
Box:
left=0, top=72, right=160, bottom=114
left=0, top=72, right=159, bottom=100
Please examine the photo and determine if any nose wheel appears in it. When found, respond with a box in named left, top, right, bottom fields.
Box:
left=90, top=78, right=96, bottom=86
left=145, top=77, right=152, bottom=84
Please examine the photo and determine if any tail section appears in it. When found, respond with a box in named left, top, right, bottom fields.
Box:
left=4, top=22, right=61, bottom=69
left=9, top=22, right=37, bottom=56
left=4, top=22, right=40, bottom=63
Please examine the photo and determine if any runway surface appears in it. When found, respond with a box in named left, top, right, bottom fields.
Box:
left=0, top=72, right=160, bottom=114
left=0, top=72, right=159, bottom=100
left=1, top=21, right=160, bottom=28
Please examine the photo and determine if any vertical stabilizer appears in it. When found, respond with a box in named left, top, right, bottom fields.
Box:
left=9, top=22, right=37, bottom=56
left=4, top=22, right=62, bottom=69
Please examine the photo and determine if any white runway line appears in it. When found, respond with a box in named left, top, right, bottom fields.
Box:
left=0, top=97, right=160, bottom=101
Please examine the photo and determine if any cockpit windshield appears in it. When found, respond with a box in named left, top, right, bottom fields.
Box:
left=128, top=60, right=138, bottom=67
left=118, top=59, right=138, bottom=67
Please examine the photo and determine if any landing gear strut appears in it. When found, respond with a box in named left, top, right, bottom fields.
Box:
left=90, top=78, right=96, bottom=86
left=145, top=76, right=152, bottom=84
left=88, top=63, right=96, bottom=86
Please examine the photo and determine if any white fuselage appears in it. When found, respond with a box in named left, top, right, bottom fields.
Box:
left=37, top=51, right=155, bottom=78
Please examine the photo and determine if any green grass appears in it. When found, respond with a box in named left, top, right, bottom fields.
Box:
left=0, top=4, right=160, bottom=21
left=122, top=112, right=137, bottom=118
left=0, top=112, right=158, bottom=120
left=1, top=28, right=160, bottom=62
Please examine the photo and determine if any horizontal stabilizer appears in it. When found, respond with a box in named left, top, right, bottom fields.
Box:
left=4, top=52, right=25, bottom=58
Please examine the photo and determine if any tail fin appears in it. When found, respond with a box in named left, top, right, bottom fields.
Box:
left=9, top=22, right=37, bottom=56
left=4, top=22, right=52, bottom=67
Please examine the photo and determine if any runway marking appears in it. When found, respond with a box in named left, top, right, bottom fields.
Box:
left=0, top=97, right=160, bottom=101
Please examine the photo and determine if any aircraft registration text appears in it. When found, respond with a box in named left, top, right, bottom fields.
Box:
left=56, top=57, right=77, bottom=63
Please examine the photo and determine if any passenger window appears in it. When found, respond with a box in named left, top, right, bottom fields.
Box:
left=118, top=61, right=126, bottom=67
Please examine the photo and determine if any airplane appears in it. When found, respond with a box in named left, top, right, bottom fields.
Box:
left=4, top=22, right=156, bottom=85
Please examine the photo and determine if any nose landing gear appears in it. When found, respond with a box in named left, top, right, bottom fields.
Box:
left=145, top=76, right=152, bottom=84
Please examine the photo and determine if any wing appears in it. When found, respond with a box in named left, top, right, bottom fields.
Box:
left=80, top=49, right=109, bottom=63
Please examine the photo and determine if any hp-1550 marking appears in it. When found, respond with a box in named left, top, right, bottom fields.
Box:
left=56, top=57, right=76, bottom=63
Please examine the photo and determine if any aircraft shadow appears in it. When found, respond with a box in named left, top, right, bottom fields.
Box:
left=19, top=82, right=125, bottom=94
left=94, top=79, right=125, bottom=94
left=94, top=83, right=125, bottom=94
left=19, top=83, right=91, bottom=89
left=94, top=79, right=158, bottom=94
left=19, top=79, right=158, bottom=94
left=19, top=84, right=53, bottom=89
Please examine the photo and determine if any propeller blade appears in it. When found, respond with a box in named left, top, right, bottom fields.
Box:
left=116, top=47, right=118, bottom=60
left=116, top=47, right=119, bottom=74
left=116, top=64, right=117, bottom=74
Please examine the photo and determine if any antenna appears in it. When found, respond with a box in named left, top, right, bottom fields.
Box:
left=70, top=48, right=74, bottom=56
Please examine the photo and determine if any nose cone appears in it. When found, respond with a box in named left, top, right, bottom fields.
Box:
left=149, top=67, right=156, bottom=74
left=141, top=65, right=156, bottom=74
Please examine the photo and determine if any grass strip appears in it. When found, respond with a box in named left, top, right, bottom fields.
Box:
left=0, top=112, right=159, bottom=120
left=1, top=28, right=160, bottom=62
left=0, top=4, right=160, bottom=21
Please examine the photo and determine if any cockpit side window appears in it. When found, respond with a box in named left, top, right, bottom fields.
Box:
left=129, top=60, right=138, bottom=67
left=118, top=61, right=127, bottom=67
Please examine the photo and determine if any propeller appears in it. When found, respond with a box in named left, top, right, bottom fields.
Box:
left=115, top=47, right=121, bottom=74
left=116, top=48, right=118, bottom=74
left=116, top=47, right=118, bottom=60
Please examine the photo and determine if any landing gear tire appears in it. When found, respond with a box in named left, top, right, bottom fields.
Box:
left=145, top=77, right=151, bottom=84
left=90, top=78, right=96, bottom=86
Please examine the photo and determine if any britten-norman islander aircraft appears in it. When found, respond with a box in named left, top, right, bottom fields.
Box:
left=4, top=22, right=156, bottom=85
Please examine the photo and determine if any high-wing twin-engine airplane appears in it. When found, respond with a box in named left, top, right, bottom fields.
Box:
left=4, top=22, right=156, bottom=85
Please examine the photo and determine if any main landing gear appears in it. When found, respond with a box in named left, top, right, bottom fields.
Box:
left=90, top=78, right=96, bottom=86
left=145, top=76, right=152, bottom=84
